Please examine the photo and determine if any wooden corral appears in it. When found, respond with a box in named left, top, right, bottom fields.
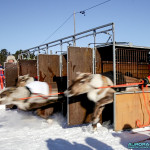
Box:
left=4, top=63, right=18, bottom=87
left=114, top=91, right=150, bottom=131
left=38, top=54, right=60, bottom=93
left=96, top=45, right=150, bottom=81
left=38, top=54, right=60, bottom=83
left=38, top=54, right=67, bottom=91
left=4, top=44, right=150, bottom=131
left=67, top=45, right=150, bottom=130
left=4, top=60, right=37, bottom=87
left=96, top=45, right=150, bottom=130
left=4, top=55, right=67, bottom=114
left=99, top=61, right=149, bottom=80
left=68, top=47, right=95, bottom=125
left=37, top=54, right=67, bottom=116
left=4, top=60, right=38, bottom=109
left=62, top=54, right=67, bottom=77
left=18, top=60, right=37, bottom=77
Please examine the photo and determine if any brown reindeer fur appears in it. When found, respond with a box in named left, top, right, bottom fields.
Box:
left=65, top=72, right=139, bottom=129
left=0, top=74, right=59, bottom=120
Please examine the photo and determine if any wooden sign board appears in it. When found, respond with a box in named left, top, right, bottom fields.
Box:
left=67, top=47, right=94, bottom=125
left=38, top=54, right=67, bottom=89
left=38, top=54, right=67, bottom=116
left=18, top=60, right=37, bottom=77
left=4, top=63, right=18, bottom=87
left=114, top=91, right=150, bottom=131
left=38, top=54, right=60, bottom=83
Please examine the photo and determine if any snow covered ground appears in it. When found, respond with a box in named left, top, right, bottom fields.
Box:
left=0, top=106, right=150, bottom=150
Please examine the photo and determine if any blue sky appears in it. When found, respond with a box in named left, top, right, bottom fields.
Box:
left=0, top=0, right=150, bottom=54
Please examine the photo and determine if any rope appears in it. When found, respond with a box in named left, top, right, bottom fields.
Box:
left=98, top=82, right=143, bottom=89
left=18, top=82, right=143, bottom=100
left=14, top=80, right=150, bottom=128
left=19, top=92, right=64, bottom=100
left=136, top=85, right=150, bottom=128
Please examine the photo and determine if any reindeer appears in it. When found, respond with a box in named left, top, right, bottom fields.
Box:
left=16, top=74, right=35, bottom=87
left=0, top=74, right=59, bottom=119
left=65, top=71, right=139, bottom=129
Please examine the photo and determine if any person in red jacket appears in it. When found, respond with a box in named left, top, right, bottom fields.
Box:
left=0, top=64, right=5, bottom=90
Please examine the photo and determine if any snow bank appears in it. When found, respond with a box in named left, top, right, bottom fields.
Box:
left=0, top=109, right=149, bottom=150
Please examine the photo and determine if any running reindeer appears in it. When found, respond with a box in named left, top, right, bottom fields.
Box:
left=0, top=74, right=60, bottom=119
left=65, top=71, right=139, bottom=129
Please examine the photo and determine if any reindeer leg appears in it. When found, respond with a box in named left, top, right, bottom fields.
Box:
left=35, top=107, right=54, bottom=119
left=92, top=106, right=104, bottom=130
left=92, top=96, right=114, bottom=130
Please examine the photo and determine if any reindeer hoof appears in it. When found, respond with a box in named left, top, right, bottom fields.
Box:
left=92, top=124, right=97, bottom=131
left=47, top=118, right=53, bottom=124
left=97, top=123, right=102, bottom=128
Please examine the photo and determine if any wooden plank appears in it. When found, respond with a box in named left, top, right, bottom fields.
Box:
left=114, top=92, right=150, bottom=131
left=68, top=47, right=93, bottom=86
left=95, top=48, right=102, bottom=74
left=62, top=54, right=67, bottom=76
left=18, top=60, right=37, bottom=77
left=68, top=47, right=94, bottom=125
left=38, top=54, right=64, bottom=116
left=4, top=63, right=18, bottom=87
left=54, top=54, right=67, bottom=93
left=38, top=54, right=60, bottom=83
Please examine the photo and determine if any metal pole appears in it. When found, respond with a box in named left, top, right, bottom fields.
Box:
left=38, top=47, right=40, bottom=55
left=93, top=30, right=96, bottom=74
left=59, top=40, right=63, bottom=77
left=37, top=47, right=40, bottom=81
left=73, top=36, right=76, bottom=47
left=112, top=23, right=116, bottom=131
left=27, top=51, right=30, bottom=59
left=112, top=23, right=116, bottom=85
left=59, top=55, right=62, bottom=77
left=67, top=46, right=69, bottom=125
left=46, top=44, right=48, bottom=54
left=73, top=11, right=76, bottom=46
left=74, top=11, right=76, bottom=36
left=22, top=23, right=113, bottom=52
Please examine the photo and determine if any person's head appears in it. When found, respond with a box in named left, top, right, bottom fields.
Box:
left=8, top=59, right=14, bottom=63
left=6, top=55, right=17, bottom=63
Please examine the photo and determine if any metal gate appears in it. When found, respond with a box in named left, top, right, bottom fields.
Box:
left=96, top=45, right=150, bottom=84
